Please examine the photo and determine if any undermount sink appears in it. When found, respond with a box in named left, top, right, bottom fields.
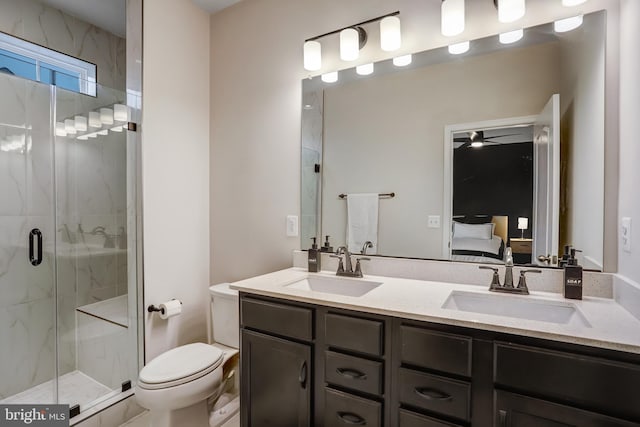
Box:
left=285, top=276, right=383, bottom=297
left=442, top=290, right=591, bottom=327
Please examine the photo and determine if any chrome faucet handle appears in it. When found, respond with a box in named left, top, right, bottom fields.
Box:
left=479, top=266, right=501, bottom=290
left=517, top=269, right=541, bottom=292
left=330, top=254, right=345, bottom=274
left=353, top=257, right=370, bottom=277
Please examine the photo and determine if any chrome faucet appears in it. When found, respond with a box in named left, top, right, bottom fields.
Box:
left=331, top=246, right=369, bottom=278
left=479, top=264, right=542, bottom=295
left=503, top=247, right=514, bottom=288
left=361, top=241, right=373, bottom=255
left=89, top=226, right=115, bottom=248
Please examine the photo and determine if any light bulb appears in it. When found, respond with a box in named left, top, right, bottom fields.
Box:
left=64, top=119, right=77, bottom=135
left=356, top=63, right=374, bottom=76
left=380, top=16, right=401, bottom=51
left=499, top=28, right=524, bottom=44
left=393, top=54, right=412, bottom=67
left=554, top=15, right=583, bottom=32
left=55, top=122, right=67, bottom=137
left=89, top=112, right=101, bottom=128
left=340, top=28, right=359, bottom=61
left=303, top=40, right=321, bottom=71
left=498, top=0, right=525, bottom=23
left=441, top=0, right=465, bottom=37
left=321, top=71, right=338, bottom=83
left=471, top=141, right=484, bottom=148
left=100, top=108, right=114, bottom=125
left=74, top=115, right=87, bottom=132
left=114, top=104, right=129, bottom=122
left=448, top=40, right=470, bottom=55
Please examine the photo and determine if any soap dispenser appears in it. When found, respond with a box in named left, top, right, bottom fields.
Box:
left=321, top=235, right=333, bottom=253
left=308, top=237, right=321, bottom=273
left=563, top=248, right=583, bottom=300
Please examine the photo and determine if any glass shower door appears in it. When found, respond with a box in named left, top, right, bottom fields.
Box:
left=0, top=71, right=57, bottom=404
left=54, top=81, right=139, bottom=413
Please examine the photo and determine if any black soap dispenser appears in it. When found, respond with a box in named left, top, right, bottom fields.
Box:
left=563, top=248, right=583, bottom=300
left=308, top=237, right=321, bottom=273
left=321, top=235, right=333, bottom=253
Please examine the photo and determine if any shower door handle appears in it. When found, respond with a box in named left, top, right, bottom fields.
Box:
left=29, top=228, right=43, bottom=266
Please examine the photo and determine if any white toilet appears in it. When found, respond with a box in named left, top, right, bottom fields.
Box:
left=135, top=284, right=239, bottom=427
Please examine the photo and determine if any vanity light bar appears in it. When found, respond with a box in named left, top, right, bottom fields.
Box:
left=303, top=11, right=400, bottom=72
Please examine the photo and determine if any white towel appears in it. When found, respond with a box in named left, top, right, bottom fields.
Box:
left=346, top=193, right=379, bottom=254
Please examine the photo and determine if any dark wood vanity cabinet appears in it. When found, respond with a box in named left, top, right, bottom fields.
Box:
left=240, top=293, right=640, bottom=427
left=240, top=296, right=314, bottom=426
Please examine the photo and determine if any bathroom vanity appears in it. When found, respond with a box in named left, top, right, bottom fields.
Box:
left=232, top=268, right=640, bottom=427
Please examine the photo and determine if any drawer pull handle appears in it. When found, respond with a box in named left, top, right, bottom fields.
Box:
left=336, top=411, right=366, bottom=425
left=299, top=361, right=307, bottom=389
left=336, top=367, right=367, bottom=380
left=414, top=387, right=453, bottom=402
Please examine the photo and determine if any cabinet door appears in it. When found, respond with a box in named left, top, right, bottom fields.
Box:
left=495, top=391, right=638, bottom=427
left=241, top=330, right=311, bottom=427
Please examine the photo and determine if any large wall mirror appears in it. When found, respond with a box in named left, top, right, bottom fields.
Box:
left=301, top=11, right=606, bottom=270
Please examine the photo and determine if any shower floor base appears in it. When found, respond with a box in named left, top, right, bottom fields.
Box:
left=0, top=370, right=111, bottom=408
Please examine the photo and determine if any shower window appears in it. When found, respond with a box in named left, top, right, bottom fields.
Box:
left=0, top=32, right=97, bottom=96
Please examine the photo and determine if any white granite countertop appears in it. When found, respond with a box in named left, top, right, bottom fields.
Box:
left=230, top=267, right=640, bottom=354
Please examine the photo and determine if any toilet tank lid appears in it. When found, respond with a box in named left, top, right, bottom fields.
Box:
left=209, top=283, right=237, bottom=297
left=139, top=343, right=223, bottom=384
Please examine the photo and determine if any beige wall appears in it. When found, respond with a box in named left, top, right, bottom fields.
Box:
left=209, top=0, right=620, bottom=283
left=322, top=43, right=559, bottom=259
left=618, top=0, right=640, bottom=285
left=142, top=0, right=210, bottom=361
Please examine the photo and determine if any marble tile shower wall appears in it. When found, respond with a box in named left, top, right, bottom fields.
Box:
left=0, top=0, right=126, bottom=90
left=301, top=89, right=323, bottom=248
left=0, top=75, right=57, bottom=399
left=0, top=79, right=127, bottom=398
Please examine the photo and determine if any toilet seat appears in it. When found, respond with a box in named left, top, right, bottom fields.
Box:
left=138, top=343, right=224, bottom=390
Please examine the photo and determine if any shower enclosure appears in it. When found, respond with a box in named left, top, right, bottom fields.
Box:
left=0, top=67, right=140, bottom=418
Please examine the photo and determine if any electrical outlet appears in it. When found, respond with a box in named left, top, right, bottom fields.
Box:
left=622, top=217, right=632, bottom=252
left=428, top=215, right=441, bottom=228
left=286, top=215, right=299, bottom=237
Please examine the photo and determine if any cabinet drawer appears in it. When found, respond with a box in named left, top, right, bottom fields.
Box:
left=325, top=351, right=383, bottom=395
left=241, top=297, right=313, bottom=341
left=325, top=388, right=381, bottom=427
left=325, top=313, right=383, bottom=356
left=400, top=325, right=472, bottom=377
left=495, top=390, right=639, bottom=427
left=399, top=409, right=462, bottom=427
left=510, top=239, right=532, bottom=254
left=399, top=368, right=471, bottom=422
left=494, top=342, right=640, bottom=421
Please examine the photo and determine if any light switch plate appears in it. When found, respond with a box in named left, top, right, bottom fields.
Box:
left=286, top=215, right=299, bottom=237
left=622, top=217, right=632, bottom=252
left=428, top=215, right=441, bottom=228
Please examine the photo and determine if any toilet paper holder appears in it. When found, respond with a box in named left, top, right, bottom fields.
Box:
left=147, top=299, right=183, bottom=315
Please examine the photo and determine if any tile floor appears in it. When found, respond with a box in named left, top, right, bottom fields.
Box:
left=120, top=411, right=240, bottom=427
left=0, top=370, right=112, bottom=408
